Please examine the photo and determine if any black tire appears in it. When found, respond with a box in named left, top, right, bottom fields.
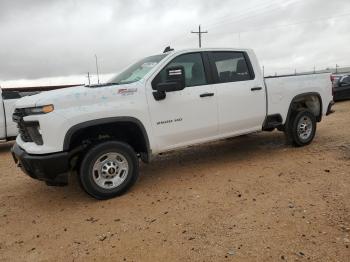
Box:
left=79, top=141, right=139, bottom=200
left=285, top=110, right=317, bottom=147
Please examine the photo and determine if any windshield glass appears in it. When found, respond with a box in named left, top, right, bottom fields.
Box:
left=107, top=54, right=167, bottom=85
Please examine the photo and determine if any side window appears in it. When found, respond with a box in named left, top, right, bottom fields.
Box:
left=343, top=76, right=350, bottom=84
left=152, top=53, right=207, bottom=89
left=1, top=91, right=21, bottom=100
left=211, top=52, right=253, bottom=83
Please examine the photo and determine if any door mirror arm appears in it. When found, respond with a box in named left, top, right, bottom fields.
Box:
left=153, top=90, right=166, bottom=101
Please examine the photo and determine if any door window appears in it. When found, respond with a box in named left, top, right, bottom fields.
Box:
left=211, top=52, right=253, bottom=83
left=342, top=76, right=350, bottom=85
left=152, top=53, right=207, bottom=89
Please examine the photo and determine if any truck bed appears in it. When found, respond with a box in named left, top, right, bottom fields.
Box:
left=265, top=73, right=332, bottom=123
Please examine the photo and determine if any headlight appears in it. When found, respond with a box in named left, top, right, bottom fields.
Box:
left=24, top=105, right=54, bottom=115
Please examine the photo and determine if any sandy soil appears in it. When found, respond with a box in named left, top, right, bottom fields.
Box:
left=0, top=101, right=349, bottom=262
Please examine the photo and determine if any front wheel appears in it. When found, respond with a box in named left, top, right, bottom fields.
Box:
left=285, top=110, right=317, bottom=147
left=79, top=141, right=139, bottom=199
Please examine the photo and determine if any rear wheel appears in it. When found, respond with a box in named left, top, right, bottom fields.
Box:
left=285, top=110, right=316, bottom=147
left=79, top=141, right=139, bottom=199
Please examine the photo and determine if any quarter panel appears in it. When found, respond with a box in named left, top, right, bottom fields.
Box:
left=265, top=73, right=332, bottom=123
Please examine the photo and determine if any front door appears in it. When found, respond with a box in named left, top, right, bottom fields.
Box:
left=146, top=52, right=218, bottom=152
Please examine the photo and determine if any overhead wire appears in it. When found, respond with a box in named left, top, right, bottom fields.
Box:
left=204, top=0, right=304, bottom=29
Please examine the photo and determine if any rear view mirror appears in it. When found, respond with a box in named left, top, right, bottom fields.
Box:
left=153, top=66, right=186, bottom=101
left=157, top=66, right=185, bottom=92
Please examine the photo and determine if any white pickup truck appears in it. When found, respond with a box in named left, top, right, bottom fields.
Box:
left=11, top=48, right=334, bottom=199
left=0, top=88, right=21, bottom=141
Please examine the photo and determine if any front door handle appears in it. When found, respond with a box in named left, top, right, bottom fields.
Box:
left=251, top=87, right=263, bottom=91
left=200, top=93, right=214, bottom=98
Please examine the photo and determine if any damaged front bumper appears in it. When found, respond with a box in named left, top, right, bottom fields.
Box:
left=11, top=143, right=70, bottom=186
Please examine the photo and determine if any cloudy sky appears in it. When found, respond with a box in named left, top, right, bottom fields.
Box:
left=1, top=0, right=350, bottom=87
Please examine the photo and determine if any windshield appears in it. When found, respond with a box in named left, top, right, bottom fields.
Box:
left=108, top=54, right=167, bottom=85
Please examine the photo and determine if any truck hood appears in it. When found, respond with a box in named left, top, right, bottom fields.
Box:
left=15, top=83, right=140, bottom=109
left=15, top=85, right=86, bottom=108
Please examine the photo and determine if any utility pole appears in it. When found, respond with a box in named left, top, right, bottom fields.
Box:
left=95, top=54, right=100, bottom=84
left=191, top=25, right=208, bottom=48
left=313, top=65, right=316, bottom=74
left=335, top=64, right=339, bottom=74
left=262, top=65, right=265, bottom=77
left=87, top=72, right=91, bottom=86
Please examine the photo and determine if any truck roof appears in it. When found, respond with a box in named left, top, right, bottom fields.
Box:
left=164, top=47, right=253, bottom=55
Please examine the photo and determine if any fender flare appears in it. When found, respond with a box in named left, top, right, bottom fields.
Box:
left=63, top=117, right=151, bottom=155
left=285, top=92, right=323, bottom=125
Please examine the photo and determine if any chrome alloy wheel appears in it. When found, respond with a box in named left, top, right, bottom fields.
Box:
left=297, top=115, right=313, bottom=141
left=92, top=152, right=129, bottom=189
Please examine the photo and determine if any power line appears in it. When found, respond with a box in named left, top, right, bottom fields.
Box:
left=204, top=0, right=282, bottom=28
left=191, top=25, right=208, bottom=48
left=209, top=11, right=350, bottom=36
left=206, top=0, right=304, bottom=29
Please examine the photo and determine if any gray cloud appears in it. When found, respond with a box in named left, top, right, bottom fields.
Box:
left=0, top=0, right=349, bottom=81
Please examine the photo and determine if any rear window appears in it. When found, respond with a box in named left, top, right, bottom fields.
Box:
left=210, top=52, right=254, bottom=83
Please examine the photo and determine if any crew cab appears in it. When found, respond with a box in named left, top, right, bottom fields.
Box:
left=11, top=48, right=334, bottom=199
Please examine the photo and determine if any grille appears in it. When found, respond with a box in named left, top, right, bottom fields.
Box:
left=12, top=108, right=33, bottom=143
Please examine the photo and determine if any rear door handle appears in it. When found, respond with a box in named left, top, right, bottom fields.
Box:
left=200, top=93, right=214, bottom=98
left=251, top=87, right=263, bottom=91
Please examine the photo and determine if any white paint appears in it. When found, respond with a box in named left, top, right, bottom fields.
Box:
left=0, top=88, right=20, bottom=139
left=265, top=73, right=333, bottom=122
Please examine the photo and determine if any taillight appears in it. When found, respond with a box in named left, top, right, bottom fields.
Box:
left=330, top=75, right=335, bottom=82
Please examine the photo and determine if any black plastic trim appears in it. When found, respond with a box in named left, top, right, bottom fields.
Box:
left=11, top=143, right=70, bottom=185
left=326, top=101, right=335, bottom=115
left=201, top=52, right=214, bottom=85
left=200, top=92, right=214, bottom=98
left=63, top=117, right=151, bottom=159
left=285, top=92, right=323, bottom=125
left=262, top=114, right=283, bottom=130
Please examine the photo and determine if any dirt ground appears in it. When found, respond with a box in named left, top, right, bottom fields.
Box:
left=0, top=102, right=349, bottom=262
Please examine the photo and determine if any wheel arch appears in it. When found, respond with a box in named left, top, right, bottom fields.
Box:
left=63, top=117, right=151, bottom=162
left=285, top=92, right=323, bottom=125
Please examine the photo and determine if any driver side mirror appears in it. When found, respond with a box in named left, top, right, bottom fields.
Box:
left=153, top=66, right=185, bottom=101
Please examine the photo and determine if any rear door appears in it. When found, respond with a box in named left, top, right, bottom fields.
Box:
left=208, top=51, right=266, bottom=136
left=146, top=52, right=218, bottom=152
